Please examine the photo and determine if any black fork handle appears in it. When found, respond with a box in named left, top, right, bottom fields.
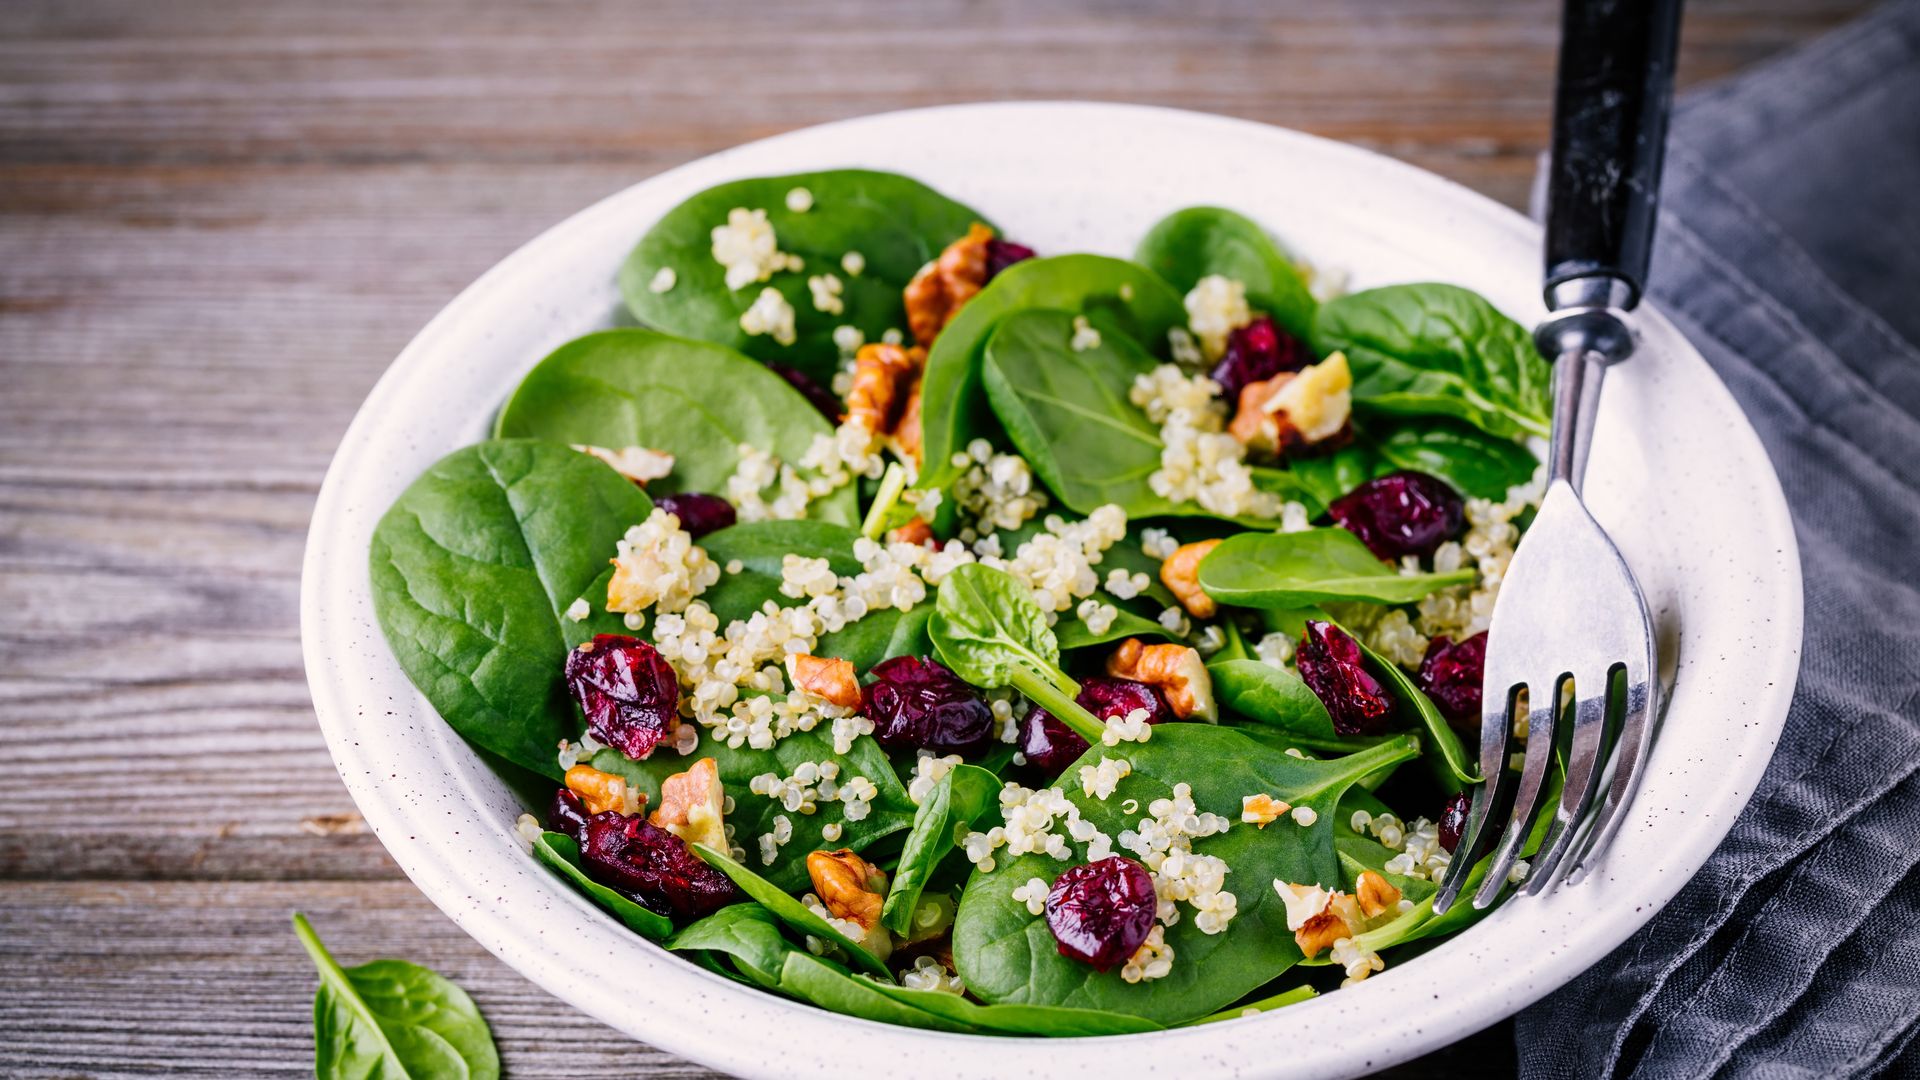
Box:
left=1542, top=0, right=1685, bottom=313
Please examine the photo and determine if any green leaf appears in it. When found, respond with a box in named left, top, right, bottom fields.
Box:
left=881, top=763, right=1002, bottom=936
left=1179, top=984, right=1319, bottom=1026
left=1054, top=604, right=1172, bottom=651
left=369, top=440, right=653, bottom=779
left=1198, top=528, right=1476, bottom=609
left=1369, top=416, right=1539, bottom=500
left=587, top=726, right=913, bottom=895
left=667, top=903, right=803, bottom=982
left=952, top=728, right=1420, bottom=1023
left=928, top=564, right=1104, bottom=744
left=1133, top=206, right=1317, bottom=338
left=1207, top=658, right=1361, bottom=752
left=618, top=170, right=986, bottom=381
left=857, top=978, right=1166, bottom=1036
left=531, top=832, right=674, bottom=941
left=776, top=952, right=972, bottom=1032
left=1356, top=637, right=1480, bottom=788
left=694, top=520, right=861, bottom=623
left=918, top=255, right=1187, bottom=497
left=294, top=913, right=499, bottom=1080
left=1313, top=283, right=1551, bottom=439
left=494, top=328, right=856, bottom=525
left=690, top=843, right=893, bottom=979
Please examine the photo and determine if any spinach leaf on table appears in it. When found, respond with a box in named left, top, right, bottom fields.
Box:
left=531, top=832, right=674, bottom=941
left=880, top=763, right=1001, bottom=936
left=587, top=726, right=913, bottom=894
left=619, top=170, right=987, bottom=382
left=918, top=255, right=1186, bottom=497
left=951, top=728, right=1419, bottom=1023
left=494, top=328, right=857, bottom=525
left=690, top=843, right=893, bottom=979
left=1312, top=283, right=1551, bottom=439
left=369, top=439, right=653, bottom=780
left=1133, top=205, right=1317, bottom=338
left=1198, top=527, right=1476, bottom=609
left=293, top=913, right=499, bottom=1080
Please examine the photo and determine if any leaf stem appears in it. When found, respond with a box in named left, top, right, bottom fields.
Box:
left=1010, top=665, right=1102, bottom=744
left=860, top=462, right=911, bottom=540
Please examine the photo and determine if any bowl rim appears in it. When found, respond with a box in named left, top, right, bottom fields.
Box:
left=301, top=100, right=1803, bottom=1079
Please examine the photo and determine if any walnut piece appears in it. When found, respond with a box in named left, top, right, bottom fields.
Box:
left=888, top=516, right=935, bottom=546
left=1158, top=538, right=1222, bottom=619
left=785, top=653, right=862, bottom=709
left=903, top=223, right=993, bottom=345
left=564, top=764, right=641, bottom=817
left=1229, top=352, right=1354, bottom=456
left=1355, top=869, right=1403, bottom=919
left=844, top=342, right=925, bottom=441
left=1105, top=638, right=1217, bottom=721
left=1294, top=907, right=1354, bottom=959
left=1241, top=793, right=1291, bottom=829
left=806, top=848, right=887, bottom=931
left=649, top=757, right=726, bottom=849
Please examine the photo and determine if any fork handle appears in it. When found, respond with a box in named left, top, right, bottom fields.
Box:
left=1542, top=0, right=1684, bottom=313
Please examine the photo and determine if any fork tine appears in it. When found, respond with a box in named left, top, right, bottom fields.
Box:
left=1431, top=680, right=1520, bottom=915
left=1567, top=641, right=1657, bottom=884
left=1472, top=674, right=1565, bottom=909
left=1523, top=666, right=1614, bottom=894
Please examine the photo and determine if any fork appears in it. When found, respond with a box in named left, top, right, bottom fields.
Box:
left=1431, top=0, right=1682, bottom=914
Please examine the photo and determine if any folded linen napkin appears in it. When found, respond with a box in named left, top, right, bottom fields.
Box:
left=1516, top=3, right=1920, bottom=1077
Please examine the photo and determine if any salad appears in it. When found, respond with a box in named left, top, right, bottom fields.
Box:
left=369, top=169, right=1555, bottom=1034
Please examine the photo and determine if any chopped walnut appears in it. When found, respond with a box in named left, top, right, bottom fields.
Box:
left=785, top=653, right=861, bottom=709
left=888, top=517, right=935, bottom=546
left=1241, top=793, right=1291, bottom=828
left=649, top=757, right=726, bottom=849
left=1229, top=352, right=1354, bottom=456
left=903, top=223, right=993, bottom=345
left=1105, top=638, right=1217, bottom=721
left=564, top=764, right=642, bottom=817
left=891, top=376, right=925, bottom=464
left=1355, top=870, right=1402, bottom=919
left=844, top=342, right=925, bottom=441
left=1158, top=538, right=1221, bottom=619
left=1294, top=907, right=1353, bottom=959
left=806, top=848, right=888, bottom=931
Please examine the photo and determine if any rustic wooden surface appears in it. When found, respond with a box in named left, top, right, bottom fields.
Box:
left=0, top=0, right=1866, bottom=1075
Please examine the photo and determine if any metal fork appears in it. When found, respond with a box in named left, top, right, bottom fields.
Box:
left=1432, top=0, right=1681, bottom=914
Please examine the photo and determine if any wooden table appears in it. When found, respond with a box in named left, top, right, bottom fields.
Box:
left=0, top=1, right=1864, bottom=1074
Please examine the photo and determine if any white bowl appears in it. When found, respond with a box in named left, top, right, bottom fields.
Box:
left=301, top=102, right=1801, bottom=1079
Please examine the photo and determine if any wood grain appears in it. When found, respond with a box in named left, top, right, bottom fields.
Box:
left=0, top=0, right=1865, bottom=1074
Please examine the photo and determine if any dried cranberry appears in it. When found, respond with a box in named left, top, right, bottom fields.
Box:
left=1438, top=790, right=1472, bottom=854
left=1018, top=677, right=1173, bottom=777
left=1045, top=856, right=1157, bottom=971
left=985, top=238, right=1037, bottom=280
left=1209, top=316, right=1315, bottom=402
left=547, top=788, right=591, bottom=842
left=861, top=656, right=994, bottom=756
left=1418, top=632, right=1488, bottom=732
left=768, top=361, right=841, bottom=420
left=652, top=492, right=736, bottom=539
left=1297, top=620, right=1395, bottom=735
left=563, top=635, right=680, bottom=760
left=580, top=811, right=742, bottom=921
left=1327, top=470, right=1465, bottom=561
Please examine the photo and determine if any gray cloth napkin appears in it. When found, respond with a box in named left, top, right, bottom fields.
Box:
left=1515, top=3, right=1920, bottom=1077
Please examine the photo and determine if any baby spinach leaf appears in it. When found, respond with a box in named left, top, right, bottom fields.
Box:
left=494, top=328, right=857, bottom=525
left=777, top=952, right=972, bottom=1032
left=1179, top=984, right=1318, bottom=1026
left=1368, top=416, right=1539, bottom=500
left=667, top=903, right=799, bottom=982
left=694, top=520, right=861, bottom=624
left=1357, top=636, right=1479, bottom=789
left=952, top=728, right=1419, bottom=1023
left=369, top=440, right=653, bottom=780
left=928, top=563, right=1104, bottom=744
left=588, top=726, right=913, bottom=895
left=1054, top=604, right=1171, bottom=651
left=531, top=832, right=675, bottom=941
left=1197, top=527, right=1476, bottom=609
left=690, top=843, right=893, bottom=979
left=1133, top=206, right=1317, bottom=338
left=881, top=763, right=1002, bottom=936
left=1313, top=283, right=1551, bottom=439
left=619, top=170, right=986, bottom=381
left=858, top=978, right=1166, bottom=1036
left=293, top=913, right=499, bottom=1080
left=919, top=255, right=1186, bottom=496
left=1207, top=658, right=1357, bottom=751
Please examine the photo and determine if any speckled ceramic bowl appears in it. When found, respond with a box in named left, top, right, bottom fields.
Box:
left=301, top=103, right=1801, bottom=1079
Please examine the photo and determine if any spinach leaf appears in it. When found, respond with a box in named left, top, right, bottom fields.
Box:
left=667, top=903, right=800, bottom=983
left=1357, top=635, right=1479, bottom=789
left=618, top=170, right=986, bottom=381
left=880, top=763, right=1001, bottom=935
left=1054, top=604, right=1171, bottom=651
left=293, top=913, right=499, bottom=1080
left=531, top=832, right=674, bottom=941
left=1312, top=283, right=1551, bottom=439
left=1197, top=527, right=1475, bottom=609
left=494, top=328, right=857, bottom=525
left=918, top=255, right=1186, bottom=496
left=1133, top=206, right=1317, bottom=338
left=1179, top=984, right=1318, bottom=1026
left=690, top=843, right=893, bottom=979
left=1286, top=444, right=1379, bottom=511
left=369, top=440, right=653, bottom=779
left=858, top=978, right=1166, bottom=1036
left=1288, top=416, right=1538, bottom=506
left=952, top=729, right=1419, bottom=1023
left=1206, top=658, right=1364, bottom=752
left=777, top=952, right=972, bottom=1032
left=928, top=563, right=1105, bottom=744
left=587, top=726, right=913, bottom=894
